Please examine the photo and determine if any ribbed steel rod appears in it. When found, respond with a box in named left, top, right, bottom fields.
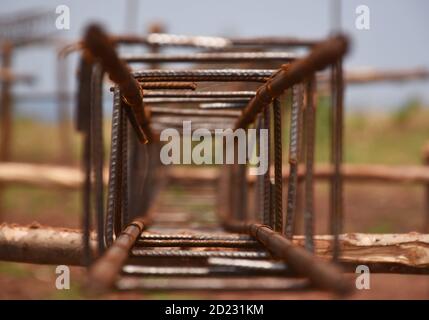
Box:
left=285, top=85, right=303, bottom=239
left=234, top=35, right=349, bottom=129
left=87, top=217, right=149, bottom=293
left=135, top=239, right=259, bottom=248
left=273, top=98, right=283, bottom=233
left=149, top=106, right=241, bottom=117
left=142, top=97, right=251, bottom=104
left=121, top=265, right=288, bottom=277
left=133, top=69, right=275, bottom=83
left=304, top=76, right=316, bottom=252
left=199, top=102, right=248, bottom=109
left=140, top=82, right=197, bottom=90
left=123, top=51, right=299, bottom=63
left=83, top=24, right=153, bottom=143
left=140, top=233, right=253, bottom=241
left=142, top=91, right=256, bottom=98
left=131, top=249, right=269, bottom=259
left=222, top=221, right=352, bottom=295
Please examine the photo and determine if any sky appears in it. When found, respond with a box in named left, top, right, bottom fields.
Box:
left=1, top=0, right=429, bottom=117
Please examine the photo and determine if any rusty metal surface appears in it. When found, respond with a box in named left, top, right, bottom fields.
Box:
left=122, top=51, right=300, bottom=63
left=87, top=217, right=149, bottom=293
left=79, top=26, right=352, bottom=295
left=285, top=84, right=303, bottom=239
left=133, top=69, right=275, bottom=83
left=83, top=24, right=153, bottom=143
left=235, top=35, right=349, bottom=129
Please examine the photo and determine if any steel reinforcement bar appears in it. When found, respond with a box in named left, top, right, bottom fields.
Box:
left=222, top=221, right=352, bottom=295
left=234, top=35, right=349, bottom=129
left=87, top=217, right=150, bottom=293
left=83, top=24, right=153, bottom=143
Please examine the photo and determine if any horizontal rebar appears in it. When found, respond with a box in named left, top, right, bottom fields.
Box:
left=122, top=264, right=288, bottom=276
left=140, top=233, right=253, bottom=241
left=117, top=33, right=319, bottom=48
left=131, top=249, right=269, bottom=259
left=142, top=97, right=251, bottom=104
left=116, top=276, right=310, bottom=291
left=140, top=82, right=197, bottom=90
left=199, top=102, right=248, bottom=109
left=133, top=69, right=275, bottom=83
left=208, top=257, right=287, bottom=271
left=149, top=106, right=241, bottom=117
left=141, top=91, right=256, bottom=98
left=135, top=238, right=259, bottom=248
left=122, top=51, right=300, bottom=63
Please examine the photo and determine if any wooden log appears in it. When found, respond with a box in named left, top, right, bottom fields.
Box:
left=167, top=164, right=429, bottom=184
left=1, top=162, right=429, bottom=190
left=0, top=223, right=428, bottom=273
left=294, top=233, right=429, bottom=273
left=0, top=223, right=96, bottom=265
left=0, top=162, right=82, bottom=189
left=317, top=68, right=429, bottom=86
left=0, top=162, right=108, bottom=189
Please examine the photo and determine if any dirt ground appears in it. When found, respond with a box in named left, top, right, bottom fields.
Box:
left=1, top=180, right=428, bottom=299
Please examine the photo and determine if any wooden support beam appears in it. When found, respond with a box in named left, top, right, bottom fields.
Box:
left=0, top=224, right=428, bottom=273
left=167, top=164, right=429, bottom=184
left=0, top=223, right=96, bottom=266
left=0, top=162, right=108, bottom=189
left=1, top=163, right=429, bottom=190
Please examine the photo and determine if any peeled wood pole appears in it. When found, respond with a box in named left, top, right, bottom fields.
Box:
left=1, top=224, right=429, bottom=273
left=83, top=24, right=153, bottom=144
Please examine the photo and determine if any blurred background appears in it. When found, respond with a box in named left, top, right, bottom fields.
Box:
left=0, top=0, right=428, bottom=299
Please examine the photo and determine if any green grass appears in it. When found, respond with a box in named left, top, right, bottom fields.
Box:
left=0, top=262, right=33, bottom=278
left=3, top=186, right=80, bottom=221
left=311, top=97, right=428, bottom=164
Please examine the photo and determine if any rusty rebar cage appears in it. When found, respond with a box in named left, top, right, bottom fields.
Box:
left=77, top=24, right=352, bottom=294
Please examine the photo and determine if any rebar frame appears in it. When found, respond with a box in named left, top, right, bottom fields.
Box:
left=79, top=24, right=351, bottom=295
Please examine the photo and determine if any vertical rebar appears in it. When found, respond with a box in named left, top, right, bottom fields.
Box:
left=273, top=98, right=283, bottom=233
left=262, top=106, right=271, bottom=226
left=82, top=129, right=92, bottom=266
left=105, top=88, right=122, bottom=246
left=330, top=60, right=344, bottom=261
left=0, top=41, right=12, bottom=219
left=255, top=115, right=265, bottom=222
left=424, top=144, right=429, bottom=233
left=121, top=106, right=129, bottom=227
left=304, top=76, right=316, bottom=253
left=285, top=85, right=303, bottom=239
left=90, top=65, right=105, bottom=254
left=236, top=162, right=248, bottom=220
left=77, top=59, right=94, bottom=266
left=56, top=53, right=72, bottom=164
